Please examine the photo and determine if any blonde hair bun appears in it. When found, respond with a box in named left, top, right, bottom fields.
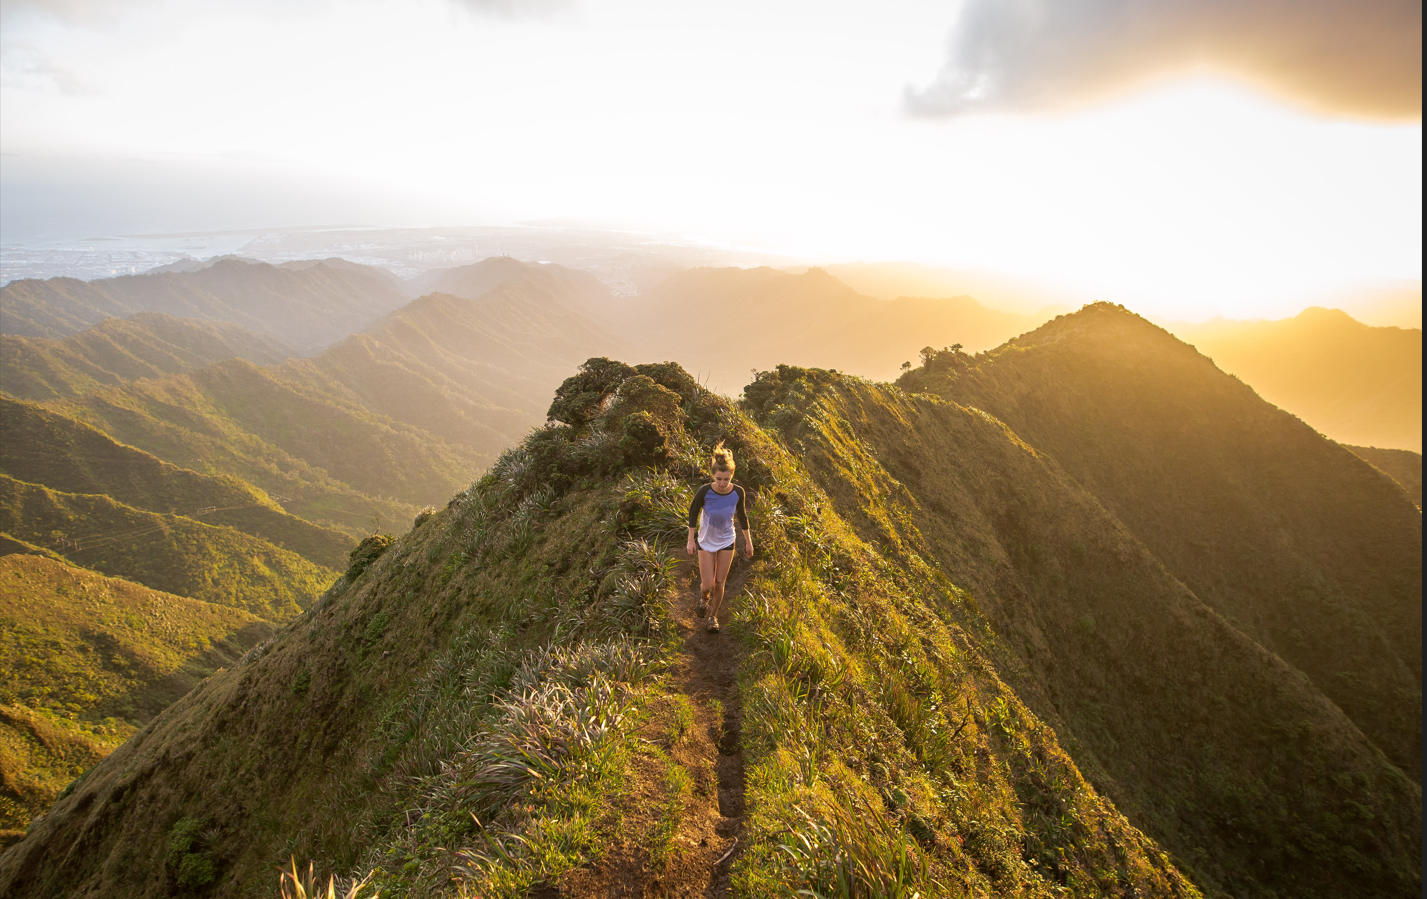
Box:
left=710, top=440, right=736, bottom=473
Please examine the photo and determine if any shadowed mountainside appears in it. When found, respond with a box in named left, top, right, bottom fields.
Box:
left=1347, top=445, right=1422, bottom=506
left=0, top=554, right=274, bottom=842
left=0, top=258, right=406, bottom=352
left=900, top=303, right=1423, bottom=779
left=0, top=312, right=294, bottom=403
left=1171, top=307, right=1422, bottom=452
left=1, top=358, right=1417, bottom=899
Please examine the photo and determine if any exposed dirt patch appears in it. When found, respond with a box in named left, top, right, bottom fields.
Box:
left=548, top=555, right=750, bottom=898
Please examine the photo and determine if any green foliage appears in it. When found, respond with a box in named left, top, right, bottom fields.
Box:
left=7, top=356, right=1419, bottom=899
left=345, top=534, right=393, bottom=581
left=167, top=816, right=217, bottom=889
left=0, top=474, right=337, bottom=619
left=647, top=757, right=692, bottom=866
left=291, top=665, right=312, bottom=697
left=0, top=396, right=353, bottom=569
left=0, top=554, right=273, bottom=832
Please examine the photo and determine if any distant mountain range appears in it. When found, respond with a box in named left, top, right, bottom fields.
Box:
left=616, top=265, right=1048, bottom=391
left=0, top=257, right=407, bottom=352
left=1171, top=307, right=1422, bottom=452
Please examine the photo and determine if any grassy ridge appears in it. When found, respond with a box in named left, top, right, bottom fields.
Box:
left=0, top=474, right=337, bottom=620
left=0, top=554, right=274, bottom=836
left=0, top=312, right=293, bottom=403
left=1347, top=445, right=1422, bottom=506
left=745, top=364, right=1420, bottom=897
left=49, top=360, right=467, bottom=535
left=0, top=360, right=1202, bottom=897
left=901, top=304, right=1423, bottom=778
left=0, top=396, right=352, bottom=568
left=3, top=359, right=1418, bottom=898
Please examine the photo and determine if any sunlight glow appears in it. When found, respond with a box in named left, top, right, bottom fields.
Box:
left=1, top=1, right=1419, bottom=321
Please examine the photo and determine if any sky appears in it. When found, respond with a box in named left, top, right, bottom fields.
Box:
left=0, top=0, right=1421, bottom=321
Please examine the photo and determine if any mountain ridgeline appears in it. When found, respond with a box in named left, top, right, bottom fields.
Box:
left=899, top=304, right=1422, bottom=776
left=1, top=310, right=1418, bottom=898
left=0, top=258, right=407, bottom=352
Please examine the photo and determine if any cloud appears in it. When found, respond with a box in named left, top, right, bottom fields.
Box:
left=450, top=0, right=571, bottom=19
left=0, top=40, right=100, bottom=95
left=907, top=0, right=1422, bottom=120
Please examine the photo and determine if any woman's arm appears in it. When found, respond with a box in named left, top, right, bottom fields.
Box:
left=687, top=485, right=708, bottom=556
left=736, top=486, right=753, bottom=558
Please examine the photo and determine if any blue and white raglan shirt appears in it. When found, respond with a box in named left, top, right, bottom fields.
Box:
left=687, top=483, right=749, bottom=552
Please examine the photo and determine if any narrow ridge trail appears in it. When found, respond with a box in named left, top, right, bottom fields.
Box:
left=548, top=556, right=751, bottom=898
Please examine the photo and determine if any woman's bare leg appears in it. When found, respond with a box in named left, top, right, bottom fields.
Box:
left=698, top=549, right=717, bottom=614
left=707, top=548, right=735, bottom=622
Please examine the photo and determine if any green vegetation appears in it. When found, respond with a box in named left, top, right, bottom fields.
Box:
left=0, top=554, right=273, bottom=833
left=49, top=359, right=479, bottom=534
left=0, top=396, right=352, bottom=568
left=0, top=352, right=1418, bottom=899
left=0, top=311, right=292, bottom=403
left=899, top=303, right=1423, bottom=779
left=0, top=474, right=337, bottom=619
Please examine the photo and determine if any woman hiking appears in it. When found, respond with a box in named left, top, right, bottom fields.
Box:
left=686, top=442, right=753, bottom=634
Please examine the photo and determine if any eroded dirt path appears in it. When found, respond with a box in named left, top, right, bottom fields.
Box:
left=550, top=556, right=750, bottom=898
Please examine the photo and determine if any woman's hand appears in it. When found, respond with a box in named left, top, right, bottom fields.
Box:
left=686, top=536, right=697, bottom=557
left=743, top=535, right=755, bottom=560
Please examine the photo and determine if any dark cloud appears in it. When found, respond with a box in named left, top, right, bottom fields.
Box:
left=907, top=0, right=1422, bottom=119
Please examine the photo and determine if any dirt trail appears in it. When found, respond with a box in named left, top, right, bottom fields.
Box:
left=548, top=556, right=750, bottom=898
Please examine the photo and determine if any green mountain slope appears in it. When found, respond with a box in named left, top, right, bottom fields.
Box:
left=26, top=260, right=625, bottom=536
left=0, top=554, right=274, bottom=839
left=1, top=359, right=1416, bottom=899
left=1347, top=445, right=1421, bottom=506
left=0, top=258, right=406, bottom=352
left=0, top=475, right=337, bottom=620
left=0, top=397, right=351, bottom=568
left=621, top=266, right=1046, bottom=391
left=316, top=278, right=628, bottom=451
left=0, top=312, right=293, bottom=403
left=48, top=359, right=480, bottom=534
left=901, top=304, right=1423, bottom=778
left=1171, top=307, right=1422, bottom=452
left=746, top=364, right=1419, bottom=897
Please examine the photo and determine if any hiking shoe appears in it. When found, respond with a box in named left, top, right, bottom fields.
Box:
left=695, top=601, right=708, bottom=617
left=707, top=621, right=720, bottom=634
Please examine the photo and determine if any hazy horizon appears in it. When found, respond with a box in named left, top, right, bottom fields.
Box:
left=2, top=0, right=1420, bottom=325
